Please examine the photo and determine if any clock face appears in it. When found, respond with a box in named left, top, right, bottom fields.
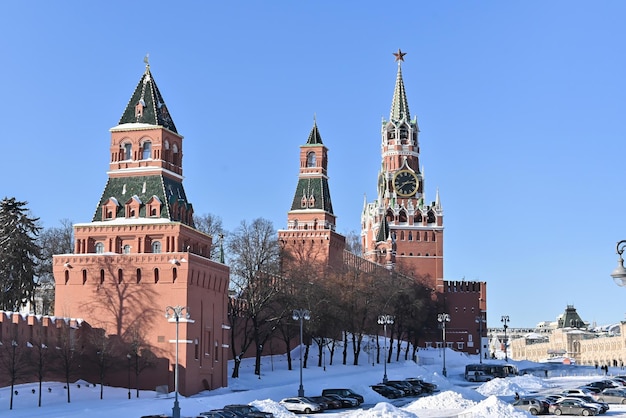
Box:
left=393, top=170, right=418, bottom=197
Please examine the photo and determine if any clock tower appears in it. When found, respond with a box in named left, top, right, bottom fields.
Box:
left=361, top=50, right=444, bottom=291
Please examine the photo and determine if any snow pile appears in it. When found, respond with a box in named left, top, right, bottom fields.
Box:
left=406, top=390, right=478, bottom=411
left=477, top=374, right=551, bottom=397
left=250, top=399, right=293, bottom=418
left=359, top=402, right=418, bottom=417
left=459, top=395, right=528, bottom=418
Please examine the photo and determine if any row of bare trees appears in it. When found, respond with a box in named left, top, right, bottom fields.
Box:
left=222, top=217, right=439, bottom=379
left=0, top=323, right=156, bottom=410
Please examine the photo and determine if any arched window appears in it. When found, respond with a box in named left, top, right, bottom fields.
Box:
left=82, top=270, right=87, bottom=285
left=398, top=210, right=407, bottom=223
left=154, top=268, right=160, bottom=284
left=142, top=141, right=152, bottom=159
left=152, top=241, right=161, bottom=253
left=100, top=269, right=105, bottom=285
left=95, top=242, right=104, bottom=254
left=123, top=143, right=132, bottom=160
left=408, top=232, right=413, bottom=241
left=118, top=269, right=123, bottom=284
left=123, top=244, right=131, bottom=254
left=172, top=267, right=177, bottom=283
left=306, top=151, right=316, bottom=167
left=136, top=268, right=142, bottom=284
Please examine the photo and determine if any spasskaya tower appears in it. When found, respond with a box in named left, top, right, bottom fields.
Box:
left=361, top=49, right=444, bottom=291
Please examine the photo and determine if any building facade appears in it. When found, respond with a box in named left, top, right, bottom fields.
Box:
left=53, top=62, right=230, bottom=396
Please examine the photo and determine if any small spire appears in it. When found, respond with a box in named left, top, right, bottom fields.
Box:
left=390, top=49, right=410, bottom=122
left=144, top=53, right=150, bottom=70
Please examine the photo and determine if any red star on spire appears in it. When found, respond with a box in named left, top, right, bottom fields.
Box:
left=393, top=49, right=407, bottom=62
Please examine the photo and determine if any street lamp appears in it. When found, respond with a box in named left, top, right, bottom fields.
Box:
left=126, top=354, right=131, bottom=399
left=438, top=313, right=450, bottom=377
left=165, top=306, right=192, bottom=418
left=501, top=315, right=510, bottom=362
left=377, top=315, right=394, bottom=383
left=475, top=315, right=486, bottom=364
left=292, top=309, right=310, bottom=397
left=610, top=240, right=626, bottom=286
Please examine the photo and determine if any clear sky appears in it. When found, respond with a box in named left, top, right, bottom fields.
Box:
left=2, top=2, right=626, bottom=328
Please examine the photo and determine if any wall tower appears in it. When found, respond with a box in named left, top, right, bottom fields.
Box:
left=53, top=60, right=230, bottom=395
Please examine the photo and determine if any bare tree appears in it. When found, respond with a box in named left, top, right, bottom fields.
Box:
left=193, top=213, right=226, bottom=261
left=90, top=328, right=115, bottom=400
left=35, top=218, right=74, bottom=314
left=227, top=218, right=282, bottom=377
left=54, top=324, right=83, bottom=403
left=0, top=334, right=31, bottom=410
left=30, top=337, right=51, bottom=407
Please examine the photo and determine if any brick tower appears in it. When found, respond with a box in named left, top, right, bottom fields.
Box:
left=53, top=60, right=230, bottom=395
left=278, top=120, right=345, bottom=269
left=361, top=49, right=444, bottom=291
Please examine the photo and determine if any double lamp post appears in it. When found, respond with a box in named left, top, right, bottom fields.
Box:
left=165, top=305, right=193, bottom=418
left=292, top=309, right=310, bottom=397
left=377, top=314, right=394, bottom=384
left=437, top=313, right=450, bottom=377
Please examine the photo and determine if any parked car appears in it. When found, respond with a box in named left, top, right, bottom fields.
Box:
left=580, top=385, right=603, bottom=394
left=549, top=398, right=600, bottom=416
left=512, top=397, right=547, bottom=415
left=310, top=395, right=342, bottom=409
left=588, top=380, right=618, bottom=391
left=321, top=388, right=364, bottom=405
left=405, top=377, right=438, bottom=393
left=466, top=370, right=492, bottom=382
left=386, top=380, right=420, bottom=396
left=279, top=397, right=322, bottom=414
left=323, top=393, right=359, bottom=408
left=371, top=384, right=404, bottom=399
left=222, top=404, right=274, bottom=417
left=596, top=388, right=626, bottom=404
left=561, top=388, right=598, bottom=399
left=562, top=396, right=608, bottom=414
left=304, top=396, right=328, bottom=411
left=197, top=411, right=242, bottom=418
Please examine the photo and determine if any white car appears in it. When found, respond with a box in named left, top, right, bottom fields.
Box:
left=279, top=397, right=322, bottom=414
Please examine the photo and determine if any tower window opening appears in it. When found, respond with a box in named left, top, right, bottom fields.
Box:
left=152, top=241, right=161, bottom=253
left=136, top=268, right=141, bottom=284
left=408, top=232, right=413, bottom=241
left=118, top=269, right=123, bottom=284
left=123, top=244, right=131, bottom=254
left=141, top=141, right=152, bottom=159
left=306, top=151, right=316, bottom=167
left=123, top=143, right=132, bottom=160
left=95, top=242, right=104, bottom=254
left=154, top=268, right=159, bottom=284
left=100, top=269, right=105, bottom=285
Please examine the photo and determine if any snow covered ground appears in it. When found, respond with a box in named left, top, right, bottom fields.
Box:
left=2, top=345, right=626, bottom=417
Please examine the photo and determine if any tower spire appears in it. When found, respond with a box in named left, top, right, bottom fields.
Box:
left=390, top=49, right=410, bottom=122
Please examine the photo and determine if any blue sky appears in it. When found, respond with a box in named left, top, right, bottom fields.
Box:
left=2, top=2, right=626, bottom=328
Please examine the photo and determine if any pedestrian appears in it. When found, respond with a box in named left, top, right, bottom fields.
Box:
left=514, top=392, right=520, bottom=401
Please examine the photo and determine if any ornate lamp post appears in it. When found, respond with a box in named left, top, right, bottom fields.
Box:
left=501, top=315, right=510, bottom=362
left=165, top=306, right=192, bottom=418
left=475, top=314, right=486, bottom=364
left=377, top=315, right=394, bottom=383
left=438, top=313, right=450, bottom=377
left=292, top=309, right=310, bottom=397
left=610, top=240, right=626, bottom=286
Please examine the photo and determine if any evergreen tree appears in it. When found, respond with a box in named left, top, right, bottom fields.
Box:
left=0, top=197, right=42, bottom=311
